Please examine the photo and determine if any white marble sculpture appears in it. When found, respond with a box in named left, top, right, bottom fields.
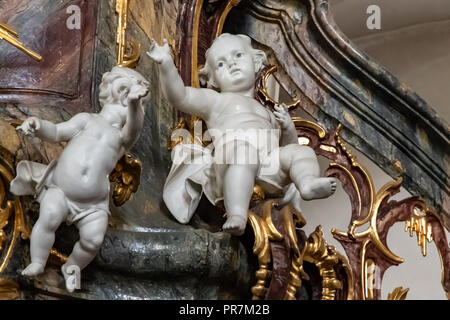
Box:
left=147, top=34, right=336, bottom=236
left=10, top=67, right=149, bottom=292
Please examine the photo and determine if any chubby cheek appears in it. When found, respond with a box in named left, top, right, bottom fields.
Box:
left=213, top=71, right=228, bottom=87
left=245, top=63, right=256, bottom=75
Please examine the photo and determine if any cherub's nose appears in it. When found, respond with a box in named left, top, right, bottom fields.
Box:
left=226, top=55, right=236, bottom=68
left=227, top=61, right=237, bottom=69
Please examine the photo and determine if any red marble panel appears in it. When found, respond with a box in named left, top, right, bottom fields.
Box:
left=0, top=0, right=98, bottom=113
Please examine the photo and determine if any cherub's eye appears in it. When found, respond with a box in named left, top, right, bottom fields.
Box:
left=236, top=52, right=243, bottom=58
left=218, top=62, right=224, bottom=68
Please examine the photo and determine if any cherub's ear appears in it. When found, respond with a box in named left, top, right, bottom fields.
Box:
left=119, top=85, right=130, bottom=106
left=199, top=66, right=209, bottom=87
left=253, top=49, right=267, bottom=73
left=199, top=65, right=218, bottom=89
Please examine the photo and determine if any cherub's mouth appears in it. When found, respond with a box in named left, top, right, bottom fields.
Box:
left=230, top=68, right=241, bottom=75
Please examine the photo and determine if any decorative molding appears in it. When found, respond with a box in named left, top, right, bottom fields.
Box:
left=115, top=0, right=141, bottom=68
left=0, top=278, right=20, bottom=300
left=109, top=153, right=142, bottom=207
left=387, top=286, right=409, bottom=300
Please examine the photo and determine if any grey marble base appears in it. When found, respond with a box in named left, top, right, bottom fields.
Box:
left=19, top=226, right=255, bottom=300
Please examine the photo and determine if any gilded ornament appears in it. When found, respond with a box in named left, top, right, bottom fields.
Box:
left=387, top=286, right=409, bottom=300
left=116, top=0, right=141, bottom=68
left=0, top=24, right=42, bottom=61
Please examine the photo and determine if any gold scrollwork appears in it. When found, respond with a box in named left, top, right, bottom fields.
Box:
left=191, top=0, right=204, bottom=88
left=304, top=226, right=346, bottom=300
left=216, top=0, right=243, bottom=37
left=280, top=205, right=309, bottom=300
left=333, top=125, right=375, bottom=239
left=247, top=201, right=286, bottom=300
left=0, top=278, right=20, bottom=300
left=405, top=210, right=433, bottom=257
left=364, top=258, right=376, bottom=300
left=387, top=286, right=409, bottom=300
left=319, top=145, right=337, bottom=153
left=292, top=117, right=326, bottom=138
left=167, top=118, right=190, bottom=151
left=333, top=178, right=406, bottom=300
left=260, top=66, right=301, bottom=109
left=262, top=200, right=283, bottom=242
left=251, top=185, right=265, bottom=202
left=403, top=202, right=448, bottom=297
left=247, top=211, right=271, bottom=300
left=109, top=153, right=142, bottom=207
left=116, top=0, right=141, bottom=68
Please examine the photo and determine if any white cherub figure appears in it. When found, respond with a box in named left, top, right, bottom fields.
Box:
left=147, top=34, right=336, bottom=236
left=10, top=67, right=149, bottom=291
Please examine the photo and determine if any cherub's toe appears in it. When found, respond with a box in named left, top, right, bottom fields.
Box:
left=22, top=263, right=44, bottom=277
left=222, top=215, right=247, bottom=236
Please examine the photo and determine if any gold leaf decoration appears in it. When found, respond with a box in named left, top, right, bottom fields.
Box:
left=387, top=286, right=409, bottom=300
left=109, top=154, right=142, bottom=207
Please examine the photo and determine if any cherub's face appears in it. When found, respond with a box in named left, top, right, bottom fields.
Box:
left=207, top=37, right=256, bottom=93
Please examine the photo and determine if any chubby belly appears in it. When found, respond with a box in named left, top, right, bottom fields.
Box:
left=51, top=135, right=120, bottom=202
left=208, top=112, right=280, bottom=153
left=210, top=111, right=274, bottom=131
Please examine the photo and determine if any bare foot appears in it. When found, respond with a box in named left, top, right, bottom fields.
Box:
left=299, top=177, right=337, bottom=200
left=222, top=215, right=247, bottom=236
left=22, top=262, right=45, bottom=277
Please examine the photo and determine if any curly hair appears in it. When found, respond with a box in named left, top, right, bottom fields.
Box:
left=98, top=67, right=148, bottom=107
left=199, top=33, right=267, bottom=90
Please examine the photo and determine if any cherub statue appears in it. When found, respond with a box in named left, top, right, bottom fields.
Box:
left=10, top=67, right=149, bottom=291
left=147, top=34, right=336, bottom=236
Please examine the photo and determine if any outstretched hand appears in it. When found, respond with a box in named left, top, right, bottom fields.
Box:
left=17, top=117, right=41, bottom=136
left=146, top=39, right=171, bottom=64
left=128, top=82, right=150, bottom=102
left=273, top=104, right=293, bottom=130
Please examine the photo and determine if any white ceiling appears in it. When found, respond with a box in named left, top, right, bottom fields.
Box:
left=329, top=0, right=450, bottom=39
left=329, top=0, right=450, bottom=121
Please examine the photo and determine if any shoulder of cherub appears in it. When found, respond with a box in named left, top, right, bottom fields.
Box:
left=72, top=112, right=93, bottom=119
left=69, top=112, right=94, bottom=126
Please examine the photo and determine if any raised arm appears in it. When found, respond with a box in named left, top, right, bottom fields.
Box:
left=273, top=104, right=298, bottom=146
left=17, top=113, right=91, bottom=143
left=146, top=39, right=218, bottom=120
left=121, top=82, right=149, bottom=151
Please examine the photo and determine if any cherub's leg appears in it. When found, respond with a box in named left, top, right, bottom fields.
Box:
left=222, top=142, right=259, bottom=236
left=22, top=188, right=68, bottom=277
left=62, top=210, right=108, bottom=291
left=280, top=144, right=337, bottom=200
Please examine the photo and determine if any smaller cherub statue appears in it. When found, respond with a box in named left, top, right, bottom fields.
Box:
left=147, top=34, right=337, bottom=236
left=10, top=67, right=149, bottom=292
